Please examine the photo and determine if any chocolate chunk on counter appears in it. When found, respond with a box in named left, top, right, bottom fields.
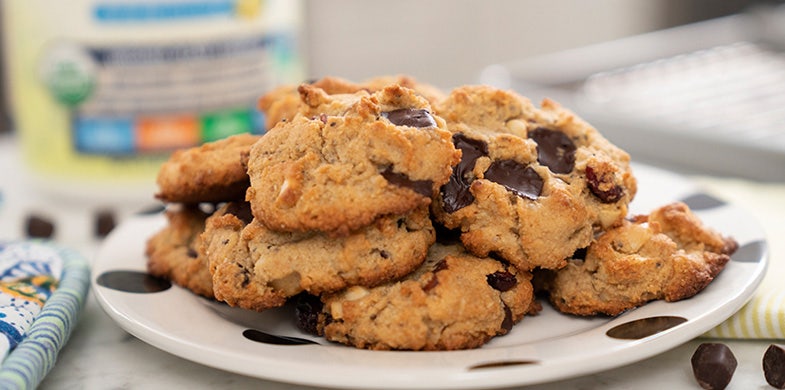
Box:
left=764, top=344, right=785, bottom=389
left=25, top=214, right=55, bottom=239
left=691, top=343, right=737, bottom=390
left=94, top=209, right=117, bottom=238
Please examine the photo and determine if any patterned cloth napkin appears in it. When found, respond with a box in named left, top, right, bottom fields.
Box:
left=0, top=241, right=90, bottom=389
left=696, top=177, right=785, bottom=339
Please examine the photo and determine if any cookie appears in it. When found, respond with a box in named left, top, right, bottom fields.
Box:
left=538, top=202, right=737, bottom=316
left=246, top=84, right=461, bottom=235
left=300, top=242, right=537, bottom=351
left=259, top=76, right=370, bottom=130
left=432, top=85, right=637, bottom=270
left=202, top=202, right=436, bottom=311
left=362, top=75, right=446, bottom=106
left=145, top=205, right=213, bottom=297
left=259, top=75, right=446, bottom=130
left=155, top=133, right=260, bottom=203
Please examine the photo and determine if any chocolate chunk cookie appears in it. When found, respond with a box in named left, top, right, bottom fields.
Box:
left=259, top=75, right=445, bottom=130
left=155, top=133, right=260, bottom=203
left=306, top=243, right=537, bottom=350
left=247, top=85, right=461, bottom=235
left=202, top=202, right=436, bottom=311
left=432, top=85, right=637, bottom=270
left=538, top=202, right=737, bottom=316
left=146, top=205, right=213, bottom=297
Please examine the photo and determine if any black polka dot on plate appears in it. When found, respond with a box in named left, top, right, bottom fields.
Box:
left=680, top=193, right=726, bottom=211
left=606, top=316, right=687, bottom=340
left=469, top=360, right=539, bottom=370
left=96, top=270, right=171, bottom=293
left=731, top=240, right=767, bottom=263
left=242, top=329, right=319, bottom=345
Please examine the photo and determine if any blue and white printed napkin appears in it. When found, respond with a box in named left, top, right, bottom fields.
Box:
left=0, top=241, right=90, bottom=389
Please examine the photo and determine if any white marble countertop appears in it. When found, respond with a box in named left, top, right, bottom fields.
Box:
left=2, top=134, right=783, bottom=389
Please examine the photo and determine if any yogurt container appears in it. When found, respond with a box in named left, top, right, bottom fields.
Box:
left=1, top=0, right=305, bottom=203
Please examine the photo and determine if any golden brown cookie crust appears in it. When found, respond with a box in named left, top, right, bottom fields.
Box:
left=258, top=75, right=446, bottom=130
left=432, top=85, right=637, bottom=270
left=247, top=85, right=460, bottom=235
left=540, top=202, right=736, bottom=316
left=146, top=205, right=213, bottom=297
left=155, top=133, right=260, bottom=203
left=318, top=243, right=537, bottom=350
left=203, top=203, right=436, bottom=311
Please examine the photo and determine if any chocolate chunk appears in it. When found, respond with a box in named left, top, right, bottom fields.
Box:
left=486, top=271, right=517, bottom=292
left=764, top=344, right=785, bottom=389
left=381, top=108, right=436, bottom=128
left=25, top=214, right=55, bottom=239
left=440, top=134, right=488, bottom=213
left=423, top=274, right=439, bottom=292
left=432, top=259, right=449, bottom=273
left=484, top=160, right=543, bottom=200
left=585, top=165, right=624, bottom=203
left=94, top=209, right=116, bottom=238
left=294, top=293, right=324, bottom=336
left=186, top=248, right=198, bottom=258
left=424, top=259, right=449, bottom=292
left=380, top=167, right=433, bottom=197
left=691, top=343, right=737, bottom=390
left=528, top=127, right=576, bottom=174
left=226, top=202, right=253, bottom=224
left=500, top=304, right=514, bottom=333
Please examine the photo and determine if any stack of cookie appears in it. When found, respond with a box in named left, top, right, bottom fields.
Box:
left=146, top=75, right=737, bottom=351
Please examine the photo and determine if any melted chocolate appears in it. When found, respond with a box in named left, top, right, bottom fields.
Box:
left=501, top=304, right=514, bottom=333
left=486, top=271, right=517, bottom=292
left=484, top=160, right=543, bottom=200
left=440, top=134, right=488, bottom=213
left=380, top=167, right=433, bottom=197
left=381, top=108, right=436, bottom=128
left=96, top=270, right=171, bottom=293
left=528, top=127, right=576, bottom=174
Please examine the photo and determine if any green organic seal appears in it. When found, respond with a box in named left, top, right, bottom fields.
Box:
left=40, top=42, right=96, bottom=107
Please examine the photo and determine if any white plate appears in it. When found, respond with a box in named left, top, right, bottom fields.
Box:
left=92, top=164, right=768, bottom=389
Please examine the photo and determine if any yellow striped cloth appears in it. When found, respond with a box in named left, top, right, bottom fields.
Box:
left=697, top=177, right=785, bottom=339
